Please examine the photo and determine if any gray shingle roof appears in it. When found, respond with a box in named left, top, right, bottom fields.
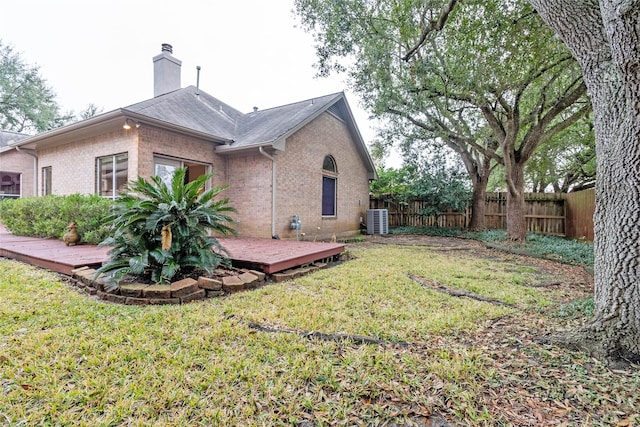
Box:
left=232, top=92, right=343, bottom=147
left=123, top=87, right=345, bottom=148
left=6, top=86, right=375, bottom=177
left=123, top=86, right=243, bottom=141
left=0, top=130, right=28, bottom=148
left=122, top=87, right=374, bottom=175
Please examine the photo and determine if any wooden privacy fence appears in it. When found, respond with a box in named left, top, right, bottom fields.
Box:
left=370, top=189, right=595, bottom=239
left=368, top=197, right=470, bottom=229
left=484, top=192, right=565, bottom=236
left=565, top=189, right=595, bottom=240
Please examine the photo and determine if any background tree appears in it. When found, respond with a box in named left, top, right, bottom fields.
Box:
left=525, top=115, right=595, bottom=192
left=528, top=0, right=640, bottom=362
left=382, top=104, right=500, bottom=230
left=370, top=147, right=471, bottom=224
left=294, top=0, right=590, bottom=240
left=369, top=165, right=412, bottom=198
left=0, top=40, right=71, bottom=133
left=78, top=103, right=103, bottom=120
left=295, top=0, right=497, bottom=230
left=402, top=149, right=471, bottom=218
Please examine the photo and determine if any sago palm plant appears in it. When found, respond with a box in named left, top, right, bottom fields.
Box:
left=96, top=168, right=236, bottom=290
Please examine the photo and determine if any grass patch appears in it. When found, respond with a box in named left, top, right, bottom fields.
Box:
left=0, top=243, right=636, bottom=426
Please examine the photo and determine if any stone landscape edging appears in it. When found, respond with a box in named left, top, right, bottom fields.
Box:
left=68, top=262, right=330, bottom=305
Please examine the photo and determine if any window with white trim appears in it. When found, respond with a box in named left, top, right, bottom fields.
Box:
left=0, top=172, right=21, bottom=199
left=96, top=153, right=128, bottom=198
left=42, top=166, right=52, bottom=195
left=154, top=155, right=211, bottom=188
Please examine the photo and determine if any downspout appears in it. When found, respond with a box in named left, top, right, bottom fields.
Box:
left=15, top=147, right=38, bottom=196
left=258, top=147, right=277, bottom=238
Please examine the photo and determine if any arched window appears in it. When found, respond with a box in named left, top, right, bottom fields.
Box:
left=323, top=155, right=337, bottom=173
left=322, top=155, right=337, bottom=216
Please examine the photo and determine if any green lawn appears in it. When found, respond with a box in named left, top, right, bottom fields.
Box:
left=1, top=242, right=638, bottom=426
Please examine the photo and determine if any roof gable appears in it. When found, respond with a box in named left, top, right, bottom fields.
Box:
left=231, top=92, right=343, bottom=148
left=216, top=91, right=376, bottom=179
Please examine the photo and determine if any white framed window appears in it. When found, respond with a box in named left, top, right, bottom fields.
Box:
left=42, top=166, right=52, bottom=195
left=96, top=153, right=128, bottom=198
left=0, top=172, right=21, bottom=199
left=153, top=155, right=211, bottom=188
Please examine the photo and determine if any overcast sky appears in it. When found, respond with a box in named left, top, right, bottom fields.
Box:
left=1, top=0, right=401, bottom=166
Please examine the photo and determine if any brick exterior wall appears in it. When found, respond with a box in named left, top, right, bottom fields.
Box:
left=36, top=126, right=227, bottom=197
left=0, top=150, right=36, bottom=197
left=274, top=111, right=370, bottom=240
left=224, top=154, right=273, bottom=237
left=37, top=130, right=137, bottom=195
left=219, top=112, right=371, bottom=239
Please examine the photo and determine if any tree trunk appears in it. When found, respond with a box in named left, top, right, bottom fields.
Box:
left=505, top=161, right=527, bottom=242
left=530, top=0, right=640, bottom=361
left=458, top=146, right=493, bottom=231
left=468, top=174, right=488, bottom=231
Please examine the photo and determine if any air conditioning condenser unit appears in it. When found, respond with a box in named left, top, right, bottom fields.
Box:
left=366, top=209, right=388, bottom=235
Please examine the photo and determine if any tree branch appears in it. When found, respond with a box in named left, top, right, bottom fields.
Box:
left=408, top=274, right=517, bottom=308
left=402, top=0, right=460, bottom=62
left=247, top=323, right=414, bottom=347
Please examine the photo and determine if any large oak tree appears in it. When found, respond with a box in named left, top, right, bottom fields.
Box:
left=297, top=0, right=640, bottom=362
left=529, top=0, right=640, bottom=361
left=294, top=0, right=590, bottom=240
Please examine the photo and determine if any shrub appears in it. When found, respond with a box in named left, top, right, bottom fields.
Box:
left=96, top=168, right=236, bottom=289
left=523, top=233, right=594, bottom=265
left=389, top=226, right=463, bottom=237
left=0, top=194, right=112, bottom=244
left=554, top=297, right=595, bottom=319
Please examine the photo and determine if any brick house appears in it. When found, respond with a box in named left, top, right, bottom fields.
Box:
left=2, top=45, right=376, bottom=240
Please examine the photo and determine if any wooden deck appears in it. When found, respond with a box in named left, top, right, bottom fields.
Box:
left=0, top=226, right=345, bottom=276
left=0, top=231, right=111, bottom=276
left=220, top=238, right=345, bottom=273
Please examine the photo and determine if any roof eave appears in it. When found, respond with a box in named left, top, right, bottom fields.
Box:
left=121, top=110, right=232, bottom=144
left=10, top=110, right=124, bottom=149
left=215, top=139, right=285, bottom=154
left=334, top=97, right=378, bottom=180
left=10, top=109, right=232, bottom=150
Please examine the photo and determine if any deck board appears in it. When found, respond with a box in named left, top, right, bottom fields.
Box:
left=220, top=238, right=345, bottom=273
left=0, top=226, right=344, bottom=276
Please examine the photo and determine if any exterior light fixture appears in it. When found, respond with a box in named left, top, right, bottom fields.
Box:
left=123, top=118, right=139, bottom=130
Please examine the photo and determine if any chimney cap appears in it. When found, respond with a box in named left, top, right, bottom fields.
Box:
left=161, top=43, right=173, bottom=54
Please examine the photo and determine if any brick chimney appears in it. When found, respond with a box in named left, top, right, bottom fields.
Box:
left=153, top=43, right=182, bottom=97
